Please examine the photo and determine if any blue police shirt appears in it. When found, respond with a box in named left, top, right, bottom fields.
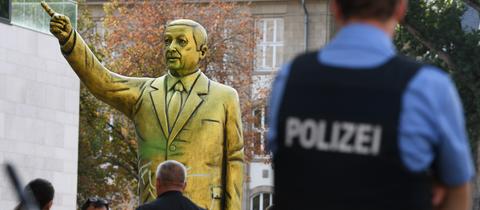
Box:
left=268, top=23, right=475, bottom=186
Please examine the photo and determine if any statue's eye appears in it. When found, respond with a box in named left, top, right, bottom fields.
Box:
left=165, top=39, right=172, bottom=45
left=178, top=39, right=187, bottom=46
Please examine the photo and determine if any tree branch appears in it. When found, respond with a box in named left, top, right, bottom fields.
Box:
left=401, top=21, right=457, bottom=70
left=105, top=121, right=138, bottom=154
left=105, top=156, right=139, bottom=181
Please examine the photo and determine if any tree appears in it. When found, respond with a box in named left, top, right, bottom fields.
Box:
left=394, top=0, right=480, bottom=208
left=396, top=0, right=480, bottom=157
left=76, top=0, right=260, bottom=209
left=76, top=1, right=139, bottom=209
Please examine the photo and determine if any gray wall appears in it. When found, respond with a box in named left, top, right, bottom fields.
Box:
left=0, top=23, right=80, bottom=210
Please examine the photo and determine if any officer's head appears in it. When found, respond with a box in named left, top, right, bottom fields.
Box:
left=331, top=0, right=407, bottom=36
left=155, top=160, right=187, bottom=196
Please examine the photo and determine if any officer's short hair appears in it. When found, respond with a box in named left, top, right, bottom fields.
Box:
left=156, top=160, right=187, bottom=186
left=336, top=0, right=403, bottom=21
left=167, top=19, right=208, bottom=51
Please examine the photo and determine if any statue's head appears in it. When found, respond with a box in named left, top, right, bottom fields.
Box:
left=164, top=19, right=208, bottom=77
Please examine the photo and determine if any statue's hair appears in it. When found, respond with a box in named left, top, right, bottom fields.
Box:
left=155, top=160, right=187, bottom=187
left=167, top=19, right=208, bottom=51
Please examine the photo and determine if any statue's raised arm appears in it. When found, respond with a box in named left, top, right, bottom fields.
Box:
left=41, top=1, right=147, bottom=118
left=42, top=2, right=244, bottom=209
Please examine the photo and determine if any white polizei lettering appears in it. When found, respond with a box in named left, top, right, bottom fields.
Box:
left=329, top=122, right=341, bottom=150
left=338, top=122, right=355, bottom=153
left=371, top=126, right=382, bottom=155
left=283, top=117, right=383, bottom=156
left=300, top=119, right=317, bottom=149
left=354, top=124, right=372, bottom=155
left=285, top=117, right=301, bottom=147
left=316, top=120, right=329, bottom=150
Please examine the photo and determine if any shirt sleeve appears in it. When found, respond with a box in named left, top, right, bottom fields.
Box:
left=433, top=69, right=475, bottom=186
left=267, top=62, right=292, bottom=154
left=400, top=66, right=475, bottom=186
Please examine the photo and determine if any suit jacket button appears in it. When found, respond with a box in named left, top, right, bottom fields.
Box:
left=169, top=144, right=176, bottom=151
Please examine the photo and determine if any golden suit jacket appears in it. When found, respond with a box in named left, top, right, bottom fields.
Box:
left=61, top=31, right=244, bottom=210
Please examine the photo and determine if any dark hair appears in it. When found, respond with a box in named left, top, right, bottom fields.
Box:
left=16, top=178, right=55, bottom=210
left=81, top=197, right=109, bottom=210
left=336, top=0, right=402, bottom=20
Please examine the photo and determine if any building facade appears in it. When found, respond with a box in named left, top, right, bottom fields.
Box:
left=247, top=1, right=333, bottom=209
left=0, top=1, right=80, bottom=210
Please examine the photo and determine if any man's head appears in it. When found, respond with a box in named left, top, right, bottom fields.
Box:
left=16, top=178, right=55, bottom=210
left=155, top=160, right=187, bottom=196
left=331, top=0, right=407, bottom=36
left=81, top=197, right=109, bottom=210
left=164, top=19, right=208, bottom=77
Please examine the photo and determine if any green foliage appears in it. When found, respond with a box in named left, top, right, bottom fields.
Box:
left=76, top=1, right=139, bottom=208
left=395, top=0, right=480, bottom=159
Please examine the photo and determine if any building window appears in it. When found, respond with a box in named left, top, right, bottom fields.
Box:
left=252, top=106, right=268, bottom=155
left=10, top=0, right=77, bottom=33
left=255, top=18, right=284, bottom=72
left=251, top=192, right=273, bottom=210
left=0, top=0, right=11, bottom=23
left=262, top=169, right=269, bottom=178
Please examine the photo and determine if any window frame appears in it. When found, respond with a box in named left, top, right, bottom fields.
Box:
left=252, top=106, right=269, bottom=156
left=0, top=0, right=12, bottom=24
left=254, top=17, right=284, bottom=72
left=250, top=192, right=273, bottom=210
left=8, top=0, right=77, bottom=34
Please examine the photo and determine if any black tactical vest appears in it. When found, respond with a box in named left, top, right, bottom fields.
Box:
left=273, top=51, right=432, bottom=210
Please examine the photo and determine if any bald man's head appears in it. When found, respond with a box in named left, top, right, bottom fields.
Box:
left=155, top=160, right=187, bottom=190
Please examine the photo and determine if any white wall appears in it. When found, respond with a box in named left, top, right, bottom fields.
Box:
left=249, top=161, right=273, bottom=190
left=0, top=23, right=80, bottom=210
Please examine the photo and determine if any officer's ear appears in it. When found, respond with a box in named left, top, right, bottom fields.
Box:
left=43, top=200, right=53, bottom=210
left=393, top=0, right=408, bottom=22
left=330, top=0, right=345, bottom=26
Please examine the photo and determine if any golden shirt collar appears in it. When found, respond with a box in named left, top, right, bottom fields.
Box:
left=166, top=70, right=201, bottom=92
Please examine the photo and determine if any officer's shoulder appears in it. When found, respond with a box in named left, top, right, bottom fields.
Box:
left=414, top=65, right=452, bottom=86
left=392, top=55, right=452, bottom=85
left=291, top=51, right=319, bottom=64
left=404, top=64, right=456, bottom=99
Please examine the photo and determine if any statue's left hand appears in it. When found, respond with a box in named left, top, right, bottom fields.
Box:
left=41, top=1, right=73, bottom=45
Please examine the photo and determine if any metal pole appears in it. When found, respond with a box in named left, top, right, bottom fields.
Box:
left=5, top=163, right=40, bottom=210
left=301, top=0, right=309, bottom=52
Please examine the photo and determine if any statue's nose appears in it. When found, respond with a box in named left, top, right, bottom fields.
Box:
left=167, top=44, right=178, bottom=53
left=167, top=44, right=174, bottom=51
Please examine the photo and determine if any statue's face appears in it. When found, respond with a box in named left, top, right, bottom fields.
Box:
left=164, top=25, right=203, bottom=76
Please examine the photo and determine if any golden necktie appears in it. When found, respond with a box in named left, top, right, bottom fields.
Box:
left=168, top=82, right=184, bottom=131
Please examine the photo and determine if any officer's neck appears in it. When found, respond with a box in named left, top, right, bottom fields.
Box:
left=339, top=19, right=397, bottom=38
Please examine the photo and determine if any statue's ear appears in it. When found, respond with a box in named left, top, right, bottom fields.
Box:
left=199, top=45, right=208, bottom=59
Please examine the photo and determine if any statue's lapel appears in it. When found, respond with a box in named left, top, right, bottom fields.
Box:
left=149, top=76, right=169, bottom=138
left=168, top=72, right=209, bottom=143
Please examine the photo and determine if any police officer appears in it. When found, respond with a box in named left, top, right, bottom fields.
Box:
left=268, top=0, right=474, bottom=210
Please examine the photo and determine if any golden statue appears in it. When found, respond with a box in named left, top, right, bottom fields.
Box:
left=41, top=2, right=244, bottom=210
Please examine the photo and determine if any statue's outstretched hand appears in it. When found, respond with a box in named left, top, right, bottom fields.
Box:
left=41, top=1, right=73, bottom=44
